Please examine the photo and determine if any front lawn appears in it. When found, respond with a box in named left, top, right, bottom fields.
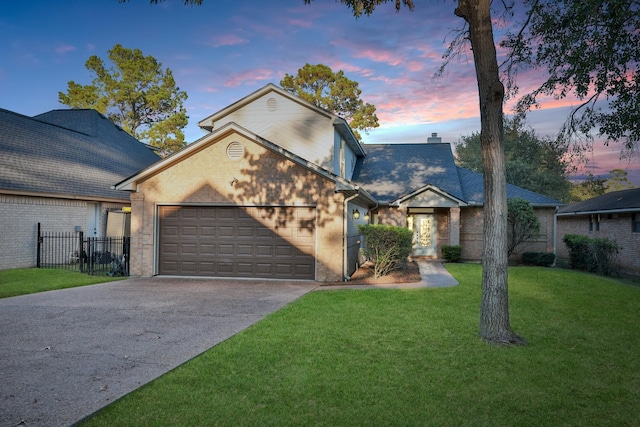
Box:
left=82, top=265, right=640, bottom=426
left=0, top=268, right=126, bottom=298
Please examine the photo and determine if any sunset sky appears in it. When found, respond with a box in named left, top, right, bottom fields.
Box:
left=1, top=0, right=637, bottom=184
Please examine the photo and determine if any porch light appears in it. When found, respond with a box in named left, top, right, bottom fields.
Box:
left=364, top=212, right=370, bottom=221
left=352, top=209, right=360, bottom=220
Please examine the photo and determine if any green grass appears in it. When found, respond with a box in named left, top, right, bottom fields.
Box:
left=82, top=265, right=640, bottom=426
left=0, top=268, right=126, bottom=298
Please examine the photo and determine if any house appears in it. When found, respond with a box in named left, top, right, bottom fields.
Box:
left=556, top=188, right=640, bottom=275
left=116, top=84, right=561, bottom=282
left=0, top=108, right=160, bottom=270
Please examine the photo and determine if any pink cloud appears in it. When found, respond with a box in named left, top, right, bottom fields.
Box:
left=288, top=18, right=312, bottom=28
left=224, top=68, right=274, bottom=87
left=211, top=34, right=248, bottom=48
left=55, top=44, right=75, bottom=54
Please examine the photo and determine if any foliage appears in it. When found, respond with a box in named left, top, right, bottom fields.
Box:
left=280, top=63, right=379, bottom=141
left=606, top=168, right=636, bottom=192
left=562, top=234, right=620, bottom=276
left=0, top=268, right=125, bottom=299
left=502, top=0, right=640, bottom=155
left=456, top=119, right=572, bottom=201
left=507, top=198, right=541, bottom=256
left=59, top=44, right=188, bottom=157
left=569, top=173, right=607, bottom=202
left=522, top=252, right=555, bottom=267
left=358, top=224, right=413, bottom=278
left=441, top=245, right=462, bottom=262
left=82, top=265, right=640, bottom=427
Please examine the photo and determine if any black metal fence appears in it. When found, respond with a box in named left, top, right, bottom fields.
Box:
left=37, top=223, right=130, bottom=276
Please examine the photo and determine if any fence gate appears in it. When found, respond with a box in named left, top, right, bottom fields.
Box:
left=36, top=223, right=130, bottom=276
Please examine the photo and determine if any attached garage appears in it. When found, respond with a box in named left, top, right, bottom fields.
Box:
left=158, top=205, right=316, bottom=279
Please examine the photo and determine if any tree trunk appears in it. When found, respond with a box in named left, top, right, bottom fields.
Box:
left=455, top=0, right=525, bottom=345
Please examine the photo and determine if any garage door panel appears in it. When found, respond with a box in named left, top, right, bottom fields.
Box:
left=158, top=206, right=316, bottom=279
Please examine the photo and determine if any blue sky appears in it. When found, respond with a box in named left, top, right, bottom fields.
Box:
left=1, top=0, right=637, bottom=184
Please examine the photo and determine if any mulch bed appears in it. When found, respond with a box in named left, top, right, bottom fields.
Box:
left=328, top=260, right=422, bottom=285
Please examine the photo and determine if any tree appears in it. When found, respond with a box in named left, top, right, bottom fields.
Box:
left=502, top=0, right=640, bottom=155
left=280, top=63, right=379, bottom=141
left=59, top=44, right=188, bottom=157
left=606, top=169, right=636, bottom=193
left=306, top=0, right=524, bottom=345
left=569, top=173, right=607, bottom=201
left=507, top=198, right=540, bottom=256
left=456, top=119, right=573, bottom=201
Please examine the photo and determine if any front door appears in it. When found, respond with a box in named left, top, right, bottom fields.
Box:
left=408, top=214, right=437, bottom=256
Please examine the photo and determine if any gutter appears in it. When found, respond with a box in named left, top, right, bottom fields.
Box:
left=343, top=189, right=360, bottom=281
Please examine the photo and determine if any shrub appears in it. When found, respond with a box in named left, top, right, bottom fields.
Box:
left=358, top=224, right=413, bottom=279
left=562, top=234, right=620, bottom=276
left=507, top=198, right=541, bottom=256
left=522, top=252, right=555, bottom=267
left=441, top=245, right=462, bottom=262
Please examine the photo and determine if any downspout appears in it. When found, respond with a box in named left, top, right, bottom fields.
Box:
left=343, top=189, right=360, bottom=281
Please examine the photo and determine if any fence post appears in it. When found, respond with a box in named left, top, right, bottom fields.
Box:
left=78, top=231, right=84, bottom=273
left=36, top=222, right=42, bottom=268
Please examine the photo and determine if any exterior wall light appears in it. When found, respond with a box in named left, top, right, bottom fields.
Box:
left=353, top=209, right=360, bottom=220
left=364, top=212, right=370, bottom=221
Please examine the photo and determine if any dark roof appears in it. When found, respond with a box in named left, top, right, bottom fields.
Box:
left=353, top=143, right=562, bottom=206
left=353, top=143, right=464, bottom=203
left=557, top=187, right=640, bottom=215
left=0, top=108, right=160, bottom=201
left=457, top=167, right=563, bottom=206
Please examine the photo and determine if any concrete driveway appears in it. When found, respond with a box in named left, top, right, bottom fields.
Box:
left=0, top=277, right=318, bottom=427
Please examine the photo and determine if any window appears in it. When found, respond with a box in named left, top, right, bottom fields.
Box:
left=589, top=214, right=600, bottom=232
left=633, top=213, right=640, bottom=233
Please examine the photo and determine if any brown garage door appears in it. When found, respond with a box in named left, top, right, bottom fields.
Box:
left=158, top=206, right=316, bottom=279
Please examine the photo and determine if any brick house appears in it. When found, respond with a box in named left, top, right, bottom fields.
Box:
left=116, top=84, right=561, bottom=282
left=0, top=108, right=160, bottom=270
left=556, top=188, right=640, bottom=275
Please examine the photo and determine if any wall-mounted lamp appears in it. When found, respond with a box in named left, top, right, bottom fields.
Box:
left=352, top=209, right=360, bottom=220
left=364, top=212, right=370, bottom=221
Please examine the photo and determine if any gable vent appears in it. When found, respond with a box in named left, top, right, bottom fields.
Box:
left=226, top=141, right=244, bottom=160
left=266, top=97, right=278, bottom=111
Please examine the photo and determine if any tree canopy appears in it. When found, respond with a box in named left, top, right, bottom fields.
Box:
left=280, top=63, right=379, bottom=141
left=455, top=119, right=573, bottom=202
left=502, top=0, right=640, bottom=155
left=59, top=44, right=188, bottom=157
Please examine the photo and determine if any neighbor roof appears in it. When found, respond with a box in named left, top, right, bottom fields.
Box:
left=0, top=108, right=160, bottom=201
left=352, top=142, right=562, bottom=207
left=557, top=187, right=640, bottom=215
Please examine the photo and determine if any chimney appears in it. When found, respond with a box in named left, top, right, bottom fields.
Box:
left=427, top=132, right=442, bottom=143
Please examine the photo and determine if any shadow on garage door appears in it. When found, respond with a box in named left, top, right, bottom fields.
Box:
left=158, top=205, right=316, bottom=279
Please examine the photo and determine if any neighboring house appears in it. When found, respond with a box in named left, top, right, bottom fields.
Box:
left=116, top=84, right=561, bottom=282
left=0, top=108, right=160, bottom=270
left=556, top=188, right=640, bottom=275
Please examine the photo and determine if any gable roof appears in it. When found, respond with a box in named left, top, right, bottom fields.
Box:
left=557, top=187, right=640, bottom=215
left=352, top=143, right=465, bottom=203
left=197, top=83, right=366, bottom=157
left=115, top=121, right=376, bottom=206
left=0, top=108, right=160, bottom=201
left=352, top=142, right=562, bottom=207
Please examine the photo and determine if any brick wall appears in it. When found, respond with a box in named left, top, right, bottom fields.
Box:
left=557, top=213, right=640, bottom=275
left=0, top=194, right=129, bottom=270
left=130, top=132, right=345, bottom=281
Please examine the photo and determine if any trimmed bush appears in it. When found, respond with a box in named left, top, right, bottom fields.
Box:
left=522, top=252, right=555, bottom=267
left=441, top=245, right=462, bottom=262
left=562, top=234, right=620, bottom=276
left=358, top=224, right=413, bottom=279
